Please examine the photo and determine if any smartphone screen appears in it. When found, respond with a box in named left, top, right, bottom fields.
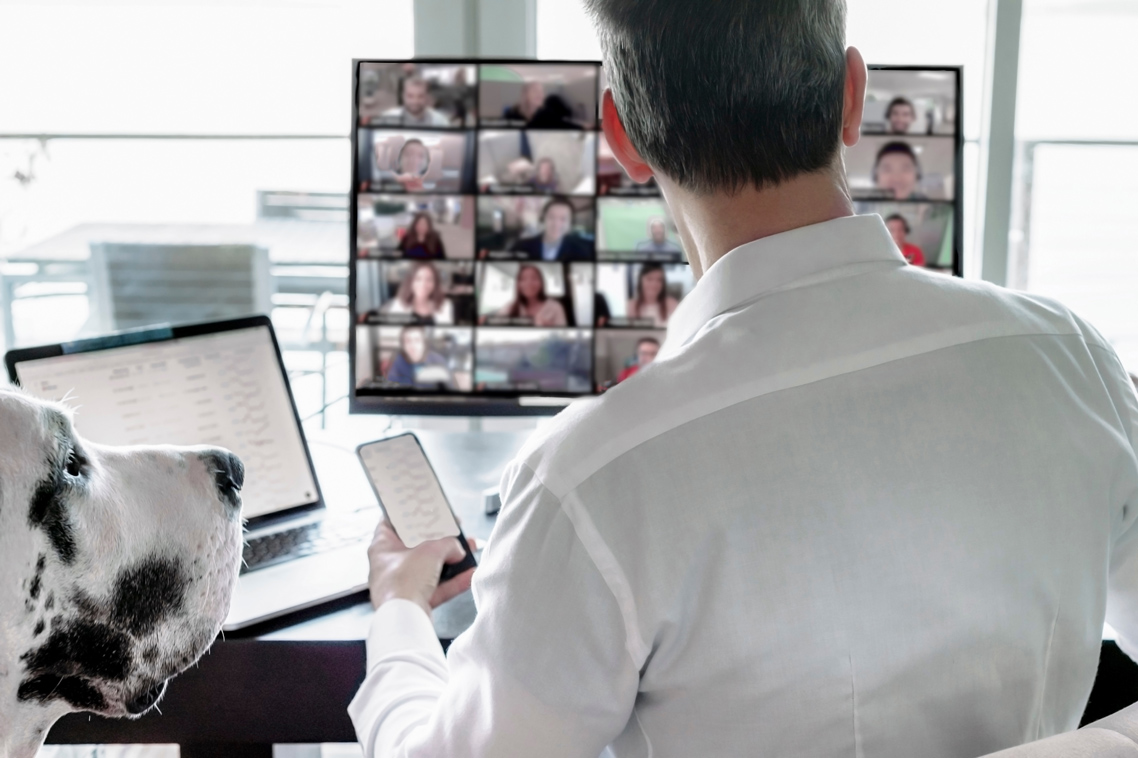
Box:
left=358, top=433, right=462, bottom=548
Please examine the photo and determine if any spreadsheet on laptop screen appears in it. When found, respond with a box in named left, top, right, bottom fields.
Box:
left=14, top=326, right=318, bottom=519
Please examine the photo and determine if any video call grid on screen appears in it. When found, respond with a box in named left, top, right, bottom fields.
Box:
left=349, top=60, right=962, bottom=414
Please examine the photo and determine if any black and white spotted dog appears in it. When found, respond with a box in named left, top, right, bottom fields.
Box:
left=0, top=389, right=245, bottom=757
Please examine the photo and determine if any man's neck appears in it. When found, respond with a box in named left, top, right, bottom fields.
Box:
left=658, top=164, right=854, bottom=279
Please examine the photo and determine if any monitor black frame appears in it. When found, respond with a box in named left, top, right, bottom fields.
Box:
left=5, top=314, right=328, bottom=530
left=348, top=60, right=965, bottom=416
left=350, top=58, right=605, bottom=415
left=859, top=64, right=964, bottom=278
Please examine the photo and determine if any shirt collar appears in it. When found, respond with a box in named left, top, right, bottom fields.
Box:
left=662, top=214, right=906, bottom=356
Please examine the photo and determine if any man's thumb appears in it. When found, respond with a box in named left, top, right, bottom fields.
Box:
left=443, top=537, right=468, bottom=565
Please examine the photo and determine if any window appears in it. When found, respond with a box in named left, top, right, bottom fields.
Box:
left=1011, top=0, right=1138, bottom=372
left=0, top=0, right=414, bottom=427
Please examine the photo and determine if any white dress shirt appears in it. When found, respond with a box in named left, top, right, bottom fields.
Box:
left=350, top=214, right=1138, bottom=757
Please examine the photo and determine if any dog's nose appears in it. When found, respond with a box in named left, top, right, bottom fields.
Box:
left=125, top=679, right=168, bottom=715
left=199, top=450, right=244, bottom=514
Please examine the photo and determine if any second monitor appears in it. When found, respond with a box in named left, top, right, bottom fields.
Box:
left=350, top=60, right=963, bottom=414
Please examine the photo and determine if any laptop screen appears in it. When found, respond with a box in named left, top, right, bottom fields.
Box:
left=12, top=324, right=319, bottom=519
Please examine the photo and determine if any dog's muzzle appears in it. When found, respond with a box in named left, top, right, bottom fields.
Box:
left=199, top=450, right=245, bottom=515
left=125, top=678, right=170, bottom=716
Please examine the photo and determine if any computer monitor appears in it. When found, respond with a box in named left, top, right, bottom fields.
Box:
left=349, top=60, right=963, bottom=415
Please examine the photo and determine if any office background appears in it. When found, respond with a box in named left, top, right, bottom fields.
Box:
left=1, top=1, right=1136, bottom=756
left=1, top=0, right=1135, bottom=431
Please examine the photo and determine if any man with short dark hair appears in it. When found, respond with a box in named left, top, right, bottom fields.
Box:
left=511, top=197, right=594, bottom=261
left=351, top=2, right=1138, bottom=756
left=885, top=95, right=916, bottom=133
left=382, top=76, right=450, bottom=127
left=874, top=140, right=925, bottom=199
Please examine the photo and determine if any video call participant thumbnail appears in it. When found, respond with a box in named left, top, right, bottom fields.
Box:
left=596, top=197, right=684, bottom=261
left=618, top=336, right=660, bottom=383
left=847, top=136, right=955, bottom=202
left=382, top=76, right=449, bottom=127
left=479, top=263, right=569, bottom=327
left=885, top=97, right=915, bottom=135
left=356, top=195, right=474, bottom=260
left=595, top=262, right=695, bottom=328
left=355, top=325, right=474, bottom=392
left=400, top=212, right=448, bottom=259
left=357, top=62, right=476, bottom=128
left=593, top=328, right=665, bottom=392
left=884, top=214, right=925, bottom=267
left=856, top=201, right=954, bottom=270
left=478, top=63, right=599, bottom=130
left=597, top=132, right=659, bottom=196
left=873, top=141, right=925, bottom=200
left=359, top=130, right=476, bottom=194
left=509, top=197, right=595, bottom=261
left=473, top=327, right=593, bottom=393
left=357, top=260, right=475, bottom=326
left=862, top=69, right=957, bottom=136
left=476, top=195, right=596, bottom=260
left=476, top=130, right=596, bottom=195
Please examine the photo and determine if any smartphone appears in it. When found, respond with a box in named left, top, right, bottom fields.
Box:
left=357, top=432, right=478, bottom=582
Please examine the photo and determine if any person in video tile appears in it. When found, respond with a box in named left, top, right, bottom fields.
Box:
left=504, top=81, right=546, bottom=124
left=495, top=264, right=567, bottom=326
left=873, top=141, right=925, bottom=201
left=885, top=214, right=926, bottom=267
left=617, top=336, right=660, bottom=384
left=381, top=261, right=455, bottom=325
left=627, top=263, right=679, bottom=327
left=510, top=197, right=594, bottom=261
left=385, top=326, right=452, bottom=388
left=393, top=139, right=430, bottom=192
left=885, top=97, right=916, bottom=135
left=527, top=158, right=560, bottom=193
left=635, top=217, right=684, bottom=255
left=528, top=94, right=584, bottom=130
left=398, top=212, right=446, bottom=259
left=383, top=76, right=451, bottom=128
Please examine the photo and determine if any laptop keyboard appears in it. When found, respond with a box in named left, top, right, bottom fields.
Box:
left=242, top=513, right=376, bottom=574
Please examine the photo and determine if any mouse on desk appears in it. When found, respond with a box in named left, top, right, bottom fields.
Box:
left=483, top=487, right=502, bottom=516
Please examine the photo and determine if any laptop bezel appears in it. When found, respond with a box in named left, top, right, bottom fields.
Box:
left=4, top=314, right=327, bottom=529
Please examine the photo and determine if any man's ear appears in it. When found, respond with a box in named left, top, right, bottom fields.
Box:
left=601, top=89, right=655, bottom=184
left=842, top=46, right=868, bottom=148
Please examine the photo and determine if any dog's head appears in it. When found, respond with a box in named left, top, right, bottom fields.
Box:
left=0, top=389, right=244, bottom=752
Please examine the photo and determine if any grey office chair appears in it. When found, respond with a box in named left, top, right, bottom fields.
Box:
left=86, top=242, right=273, bottom=333
left=979, top=701, right=1138, bottom=756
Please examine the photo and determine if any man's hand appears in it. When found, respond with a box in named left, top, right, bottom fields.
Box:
left=394, top=173, right=425, bottom=192
left=367, top=520, right=477, bottom=615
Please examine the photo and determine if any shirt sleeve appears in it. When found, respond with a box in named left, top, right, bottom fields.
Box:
left=349, top=459, right=641, bottom=757
left=1092, top=343, right=1138, bottom=659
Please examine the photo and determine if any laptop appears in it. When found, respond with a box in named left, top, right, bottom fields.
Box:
left=5, top=315, right=378, bottom=631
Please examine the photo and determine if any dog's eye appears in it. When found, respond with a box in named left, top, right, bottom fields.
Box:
left=65, top=448, right=84, bottom=478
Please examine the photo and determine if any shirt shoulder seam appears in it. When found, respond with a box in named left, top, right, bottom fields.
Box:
left=1086, top=343, right=1138, bottom=467
left=518, top=460, right=651, bottom=669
